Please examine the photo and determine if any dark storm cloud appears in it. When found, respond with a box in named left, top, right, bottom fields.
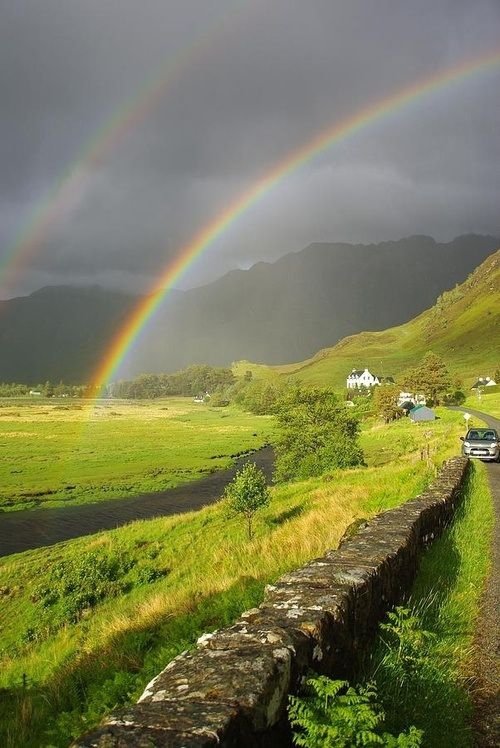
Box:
left=1, top=0, right=499, bottom=297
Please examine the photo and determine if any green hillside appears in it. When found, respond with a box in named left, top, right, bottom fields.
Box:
left=237, top=249, right=500, bottom=389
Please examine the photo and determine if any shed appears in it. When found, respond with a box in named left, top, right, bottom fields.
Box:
left=409, top=405, right=436, bottom=422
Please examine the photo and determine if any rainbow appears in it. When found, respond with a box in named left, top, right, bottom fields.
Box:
left=87, top=47, right=499, bottom=393
left=0, top=2, right=252, bottom=298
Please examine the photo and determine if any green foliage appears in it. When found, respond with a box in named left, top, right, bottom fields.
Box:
left=33, top=549, right=133, bottom=625
left=0, top=381, right=84, bottom=397
left=234, top=377, right=289, bottom=414
left=400, top=352, right=452, bottom=405
left=111, top=365, right=235, bottom=399
left=372, top=385, right=403, bottom=423
left=288, top=675, right=422, bottom=747
left=274, top=386, right=363, bottom=481
left=443, top=389, right=466, bottom=405
left=223, top=462, right=270, bottom=539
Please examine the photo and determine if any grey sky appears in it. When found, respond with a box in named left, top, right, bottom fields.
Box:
left=1, top=0, right=499, bottom=298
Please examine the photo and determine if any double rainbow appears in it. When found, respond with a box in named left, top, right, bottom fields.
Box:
left=0, top=2, right=252, bottom=297
left=90, top=48, right=500, bottom=394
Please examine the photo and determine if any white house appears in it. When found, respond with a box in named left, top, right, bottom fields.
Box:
left=346, top=368, right=383, bottom=389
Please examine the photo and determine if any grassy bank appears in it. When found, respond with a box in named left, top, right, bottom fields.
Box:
left=0, top=398, right=275, bottom=511
left=367, top=462, right=494, bottom=746
left=464, top=388, right=500, bottom=419
left=0, top=407, right=467, bottom=746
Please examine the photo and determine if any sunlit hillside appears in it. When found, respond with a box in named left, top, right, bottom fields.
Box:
left=236, top=249, right=499, bottom=390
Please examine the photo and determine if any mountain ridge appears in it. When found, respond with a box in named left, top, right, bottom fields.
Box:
left=270, top=247, right=500, bottom=388
left=0, top=234, right=498, bottom=383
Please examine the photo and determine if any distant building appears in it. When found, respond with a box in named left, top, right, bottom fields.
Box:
left=346, top=368, right=394, bottom=389
left=29, top=390, right=42, bottom=396
left=409, top=405, right=436, bottom=422
left=397, top=391, right=426, bottom=407
left=471, top=376, right=496, bottom=390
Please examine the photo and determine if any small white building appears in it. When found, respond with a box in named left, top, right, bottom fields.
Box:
left=471, top=376, right=497, bottom=390
left=397, top=391, right=427, bottom=407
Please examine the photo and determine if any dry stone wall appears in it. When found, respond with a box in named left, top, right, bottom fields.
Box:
left=75, top=456, right=469, bottom=747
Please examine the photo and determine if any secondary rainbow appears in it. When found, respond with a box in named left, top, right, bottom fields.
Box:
left=90, top=47, right=500, bottom=394
left=0, top=2, right=251, bottom=298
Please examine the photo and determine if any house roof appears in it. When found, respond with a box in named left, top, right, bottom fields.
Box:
left=409, top=404, right=435, bottom=414
left=471, top=377, right=496, bottom=389
left=348, top=369, right=381, bottom=379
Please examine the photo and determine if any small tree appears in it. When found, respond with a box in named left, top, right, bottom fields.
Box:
left=401, top=352, right=451, bottom=405
left=373, top=384, right=402, bottom=423
left=223, top=462, right=270, bottom=540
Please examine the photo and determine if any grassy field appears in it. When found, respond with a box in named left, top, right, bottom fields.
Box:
left=0, top=397, right=275, bottom=512
left=367, top=461, right=493, bottom=747
left=0, top=407, right=469, bottom=746
left=464, top=387, right=500, bottom=419
left=233, top=249, right=500, bottom=391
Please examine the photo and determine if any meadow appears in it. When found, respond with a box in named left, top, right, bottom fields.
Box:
left=464, top=386, right=500, bottom=419
left=0, top=406, right=471, bottom=746
left=0, top=397, right=275, bottom=512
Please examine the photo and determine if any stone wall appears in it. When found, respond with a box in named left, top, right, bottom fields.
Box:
left=75, top=456, right=469, bottom=748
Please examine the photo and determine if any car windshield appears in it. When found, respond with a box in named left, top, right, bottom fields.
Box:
left=466, top=429, right=498, bottom=441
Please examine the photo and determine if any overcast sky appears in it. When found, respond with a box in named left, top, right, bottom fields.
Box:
left=1, top=0, right=499, bottom=299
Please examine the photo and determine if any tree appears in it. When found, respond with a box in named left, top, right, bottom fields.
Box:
left=373, top=384, right=402, bottom=423
left=223, top=462, right=270, bottom=540
left=274, top=387, right=363, bottom=482
left=401, top=352, right=451, bottom=405
left=43, top=380, right=54, bottom=397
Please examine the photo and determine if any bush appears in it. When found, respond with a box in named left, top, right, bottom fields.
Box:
left=274, top=387, right=363, bottom=482
left=288, top=675, right=422, bottom=747
left=34, top=549, right=132, bottom=625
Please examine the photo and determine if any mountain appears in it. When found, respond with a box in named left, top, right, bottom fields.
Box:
left=132, top=234, right=499, bottom=373
left=268, top=248, right=500, bottom=389
left=0, top=286, right=137, bottom=383
left=0, top=235, right=498, bottom=383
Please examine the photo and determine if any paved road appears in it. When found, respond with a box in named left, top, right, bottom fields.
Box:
left=450, top=406, right=499, bottom=746
left=0, top=446, right=274, bottom=558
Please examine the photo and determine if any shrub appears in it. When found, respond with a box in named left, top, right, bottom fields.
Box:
left=288, top=675, right=422, bottom=747
left=34, top=549, right=132, bottom=625
left=274, top=387, right=363, bottom=482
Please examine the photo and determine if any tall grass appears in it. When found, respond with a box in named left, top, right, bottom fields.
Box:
left=367, top=462, right=494, bottom=747
left=0, top=406, right=469, bottom=745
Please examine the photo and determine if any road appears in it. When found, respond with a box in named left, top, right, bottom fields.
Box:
left=0, top=446, right=274, bottom=558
